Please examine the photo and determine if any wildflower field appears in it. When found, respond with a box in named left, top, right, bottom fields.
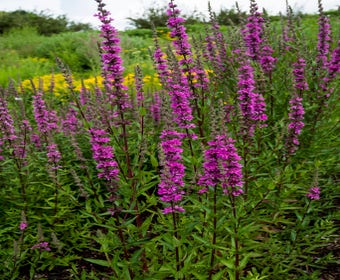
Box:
left=0, top=0, right=339, bottom=279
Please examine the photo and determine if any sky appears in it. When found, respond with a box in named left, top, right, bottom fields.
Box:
left=0, top=0, right=338, bottom=30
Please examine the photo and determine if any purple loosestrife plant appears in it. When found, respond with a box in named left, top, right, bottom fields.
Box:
left=31, top=241, right=51, bottom=252
left=260, top=45, right=277, bottom=75
left=153, top=43, right=170, bottom=87
left=285, top=94, right=305, bottom=155
left=149, top=91, right=161, bottom=125
left=153, top=42, right=195, bottom=130
left=61, top=106, right=79, bottom=136
left=198, top=135, right=243, bottom=196
left=167, top=1, right=193, bottom=70
left=306, top=187, right=321, bottom=200
left=89, top=128, right=119, bottom=183
left=237, top=60, right=267, bottom=138
left=158, top=129, right=186, bottom=214
left=167, top=0, right=209, bottom=95
left=328, top=40, right=340, bottom=80
left=0, top=97, right=17, bottom=143
left=242, top=0, right=264, bottom=61
left=285, top=58, right=308, bottom=156
left=46, top=143, right=62, bottom=170
left=32, top=91, right=59, bottom=137
left=95, top=0, right=130, bottom=112
left=317, top=0, right=332, bottom=69
left=168, top=82, right=195, bottom=129
left=293, top=58, right=309, bottom=92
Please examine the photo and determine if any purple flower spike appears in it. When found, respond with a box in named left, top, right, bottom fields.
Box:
left=317, top=12, right=332, bottom=69
left=158, top=129, right=186, bottom=214
left=306, top=187, right=320, bottom=200
left=198, top=135, right=243, bottom=196
left=0, top=97, right=17, bottom=142
left=95, top=0, right=131, bottom=111
left=293, top=58, right=309, bottom=91
left=328, top=40, right=340, bottom=79
left=285, top=94, right=305, bottom=155
left=89, top=128, right=119, bottom=182
left=242, top=0, right=264, bottom=61
left=33, top=92, right=58, bottom=135
left=237, top=60, right=267, bottom=137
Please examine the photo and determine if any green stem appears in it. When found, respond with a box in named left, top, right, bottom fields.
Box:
left=171, top=204, right=181, bottom=275
left=208, top=185, right=217, bottom=280
left=230, top=195, right=240, bottom=280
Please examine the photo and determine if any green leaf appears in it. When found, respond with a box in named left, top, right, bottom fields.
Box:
left=84, top=258, right=110, bottom=267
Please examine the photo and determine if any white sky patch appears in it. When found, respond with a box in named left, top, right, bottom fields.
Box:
left=0, top=0, right=338, bottom=30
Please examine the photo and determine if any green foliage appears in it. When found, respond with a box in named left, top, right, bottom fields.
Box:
left=127, top=4, right=204, bottom=29
left=0, top=1, right=339, bottom=280
left=0, top=10, right=92, bottom=36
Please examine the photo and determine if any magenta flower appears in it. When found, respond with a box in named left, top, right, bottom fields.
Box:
left=285, top=94, right=305, bottom=155
left=260, top=45, right=277, bottom=74
left=328, top=40, right=340, bottom=79
left=293, top=58, right=309, bottom=91
left=46, top=143, right=62, bottom=170
left=198, top=135, right=243, bottom=196
left=306, top=187, right=320, bottom=200
left=61, top=106, right=79, bottom=135
left=33, top=91, right=58, bottom=135
left=31, top=241, right=51, bottom=252
left=241, top=0, right=264, bottom=61
left=167, top=1, right=193, bottom=67
left=168, top=83, right=195, bottom=129
left=153, top=44, right=195, bottom=129
left=19, top=222, right=28, bottom=231
left=153, top=46, right=170, bottom=86
left=95, top=0, right=130, bottom=111
left=150, top=91, right=161, bottom=125
left=0, top=97, right=17, bottom=142
left=317, top=12, right=332, bottom=68
left=89, top=128, right=119, bottom=182
left=158, top=130, right=186, bottom=214
left=237, top=60, right=267, bottom=137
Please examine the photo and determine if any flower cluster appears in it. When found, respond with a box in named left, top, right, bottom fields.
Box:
left=167, top=1, right=193, bottom=66
left=260, top=45, right=277, bottom=74
left=31, top=241, right=51, bottom=252
left=61, top=106, right=79, bottom=135
left=0, top=97, right=17, bottom=142
left=241, top=0, right=264, bottom=61
left=19, top=222, right=28, bottom=231
left=153, top=46, right=170, bottom=86
left=285, top=95, right=305, bottom=155
left=198, top=135, right=243, bottom=196
left=306, top=187, right=320, bottom=200
left=46, top=143, right=62, bottom=170
left=328, top=40, right=340, bottom=80
left=150, top=91, right=161, bottom=124
left=95, top=0, right=130, bottom=110
left=317, top=12, right=332, bottom=68
left=237, top=60, right=267, bottom=137
left=168, top=83, right=195, bottom=129
left=89, top=128, right=119, bottom=182
left=293, top=58, right=309, bottom=91
left=33, top=92, right=59, bottom=135
left=158, top=130, right=186, bottom=214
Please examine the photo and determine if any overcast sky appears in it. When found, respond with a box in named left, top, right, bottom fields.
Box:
left=0, top=0, right=338, bottom=30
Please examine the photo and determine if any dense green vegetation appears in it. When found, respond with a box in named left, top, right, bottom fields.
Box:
left=0, top=0, right=339, bottom=279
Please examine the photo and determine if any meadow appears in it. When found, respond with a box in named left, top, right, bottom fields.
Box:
left=0, top=0, right=339, bottom=279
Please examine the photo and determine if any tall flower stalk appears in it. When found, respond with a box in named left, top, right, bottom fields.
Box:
left=242, top=0, right=264, bottom=61
left=198, top=134, right=243, bottom=279
left=237, top=60, right=267, bottom=139
left=158, top=129, right=186, bottom=274
left=285, top=58, right=308, bottom=158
